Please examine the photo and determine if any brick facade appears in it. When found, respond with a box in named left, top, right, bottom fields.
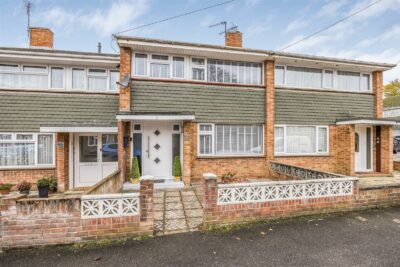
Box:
left=373, top=71, right=383, bottom=118
left=29, top=27, right=53, bottom=48
left=380, top=125, right=393, bottom=174
left=119, top=47, right=131, bottom=111
left=265, top=60, right=275, bottom=175
left=118, top=121, right=131, bottom=182
left=0, top=169, right=55, bottom=185
left=56, top=133, right=69, bottom=192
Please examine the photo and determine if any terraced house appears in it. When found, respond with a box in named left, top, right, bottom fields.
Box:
left=0, top=27, right=397, bottom=192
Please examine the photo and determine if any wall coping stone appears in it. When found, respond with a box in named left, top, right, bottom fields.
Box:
left=203, top=173, right=217, bottom=180
left=81, top=192, right=139, bottom=200
left=139, top=175, right=154, bottom=181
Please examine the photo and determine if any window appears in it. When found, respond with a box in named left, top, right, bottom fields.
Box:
left=361, top=74, right=370, bottom=91
left=134, top=54, right=148, bottom=76
left=109, top=70, right=119, bottom=91
left=198, top=124, right=263, bottom=156
left=208, top=59, right=262, bottom=85
left=191, top=58, right=205, bottom=81
left=323, top=70, right=333, bottom=88
left=274, top=125, right=328, bottom=155
left=88, top=69, right=107, bottom=91
left=150, top=54, right=170, bottom=78
left=23, top=65, right=47, bottom=73
left=286, top=66, right=322, bottom=88
left=72, top=68, right=85, bottom=89
left=0, top=133, right=54, bottom=168
left=21, top=65, right=48, bottom=89
left=51, top=67, right=64, bottom=88
left=102, top=134, right=118, bottom=162
left=132, top=124, right=143, bottom=174
left=337, top=71, right=360, bottom=91
left=275, top=66, right=285, bottom=85
left=173, top=57, right=184, bottom=78
left=0, top=64, right=18, bottom=71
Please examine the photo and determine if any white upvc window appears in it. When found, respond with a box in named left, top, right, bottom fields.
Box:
left=191, top=57, right=206, bottom=81
left=0, top=64, right=19, bottom=72
left=0, top=133, right=55, bottom=168
left=172, top=56, right=185, bottom=78
left=274, top=125, right=329, bottom=156
left=50, top=67, right=65, bottom=89
left=134, top=53, right=148, bottom=76
left=150, top=54, right=170, bottom=78
left=72, top=68, right=85, bottom=89
left=87, top=68, right=107, bottom=91
left=323, top=69, right=334, bottom=88
left=109, top=70, right=120, bottom=91
left=198, top=124, right=264, bottom=156
left=274, top=65, right=285, bottom=86
left=208, top=59, right=262, bottom=85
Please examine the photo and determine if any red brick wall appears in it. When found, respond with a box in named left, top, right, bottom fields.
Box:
left=203, top=178, right=400, bottom=227
left=265, top=60, right=275, bottom=176
left=29, top=28, right=53, bottom=48
left=56, top=133, right=69, bottom=192
left=119, top=47, right=131, bottom=111
left=0, top=169, right=55, bottom=185
left=394, top=161, right=400, bottom=171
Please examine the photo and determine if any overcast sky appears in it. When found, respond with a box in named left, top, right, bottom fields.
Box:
left=0, top=0, right=399, bottom=83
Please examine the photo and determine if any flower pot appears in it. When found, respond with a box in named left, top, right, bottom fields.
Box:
left=20, top=189, right=30, bottom=195
left=174, top=176, right=181, bottom=182
left=130, top=178, right=139, bottom=184
left=38, top=186, right=49, bottom=198
left=0, top=189, right=11, bottom=195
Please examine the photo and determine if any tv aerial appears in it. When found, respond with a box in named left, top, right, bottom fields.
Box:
left=209, top=21, right=239, bottom=37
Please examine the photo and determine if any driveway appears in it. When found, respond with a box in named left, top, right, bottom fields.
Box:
left=1, top=207, right=400, bottom=267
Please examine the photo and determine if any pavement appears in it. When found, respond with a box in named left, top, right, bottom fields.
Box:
left=1, top=207, right=400, bottom=267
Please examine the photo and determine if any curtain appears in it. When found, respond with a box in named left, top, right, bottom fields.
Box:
left=361, top=74, right=370, bottom=91
left=88, top=77, right=106, bottom=91
left=38, top=134, right=53, bottom=165
left=323, top=70, right=333, bottom=88
left=199, top=135, right=212, bottom=155
left=134, top=54, right=147, bottom=75
left=215, top=125, right=262, bottom=155
left=51, top=67, right=64, bottom=88
left=72, top=68, right=84, bottom=89
left=274, top=127, right=284, bottom=153
left=286, top=126, right=316, bottom=154
left=173, top=57, right=184, bottom=78
left=150, top=63, right=169, bottom=78
left=286, top=66, right=322, bottom=88
left=318, top=127, right=328, bottom=153
left=337, top=71, right=360, bottom=91
left=275, top=66, right=285, bottom=85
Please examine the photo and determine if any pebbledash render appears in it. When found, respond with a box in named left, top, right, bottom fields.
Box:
left=0, top=27, right=397, bottom=192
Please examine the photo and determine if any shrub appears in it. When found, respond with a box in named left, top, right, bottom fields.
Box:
left=37, top=177, right=50, bottom=188
left=16, top=180, right=31, bottom=191
left=0, top=183, right=14, bottom=190
left=173, top=156, right=182, bottom=177
left=221, top=172, right=237, bottom=183
left=131, top=156, right=141, bottom=179
left=49, top=176, right=57, bottom=191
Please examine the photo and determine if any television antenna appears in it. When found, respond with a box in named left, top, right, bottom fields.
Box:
left=25, top=0, right=32, bottom=40
left=209, top=21, right=239, bottom=37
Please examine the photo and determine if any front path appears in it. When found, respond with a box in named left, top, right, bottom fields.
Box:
left=2, top=207, right=399, bottom=266
left=153, top=186, right=203, bottom=235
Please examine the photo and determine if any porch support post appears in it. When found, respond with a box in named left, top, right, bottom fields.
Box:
left=183, top=121, right=193, bottom=185
left=265, top=60, right=275, bottom=176
left=118, top=120, right=131, bottom=183
left=55, top=132, right=69, bottom=192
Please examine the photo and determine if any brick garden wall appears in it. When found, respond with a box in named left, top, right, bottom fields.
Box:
left=203, top=178, right=400, bottom=227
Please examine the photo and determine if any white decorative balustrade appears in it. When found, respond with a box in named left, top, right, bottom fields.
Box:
left=269, top=161, right=345, bottom=180
left=217, top=178, right=357, bottom=205
left=81, top=193, right=139, bottom=219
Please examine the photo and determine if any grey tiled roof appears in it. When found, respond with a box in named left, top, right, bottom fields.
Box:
left=0, top=90, right=119, bottom=132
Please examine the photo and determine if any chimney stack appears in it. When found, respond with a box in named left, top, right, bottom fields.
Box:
left=225, top=31, right=242, bottom=48
left=29, top=27, right=53, bottom=49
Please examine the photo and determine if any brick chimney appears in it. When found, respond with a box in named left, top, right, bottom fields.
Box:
left=225, top=31, right=242, bottom=48
left=29, top=27, right=53, bottom=49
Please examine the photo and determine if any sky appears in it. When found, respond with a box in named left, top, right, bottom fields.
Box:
left=0, top=0, right=399, bottom=83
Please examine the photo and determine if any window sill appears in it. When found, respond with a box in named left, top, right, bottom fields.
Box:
left=197, top=155, right=265, bottom=159
left=0, top=165, right=56, bottom=171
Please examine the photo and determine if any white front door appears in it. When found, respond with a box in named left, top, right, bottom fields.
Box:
left=74, top=133, right=118, bottom=187
left=142, top=122, right=172, bottom=180
left=355, top=126, right=373, bottom=172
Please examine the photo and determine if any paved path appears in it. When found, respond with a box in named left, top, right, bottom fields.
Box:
left=2, top=207, right=400, bottom=267
left=153, top=187, right=203, bottom=235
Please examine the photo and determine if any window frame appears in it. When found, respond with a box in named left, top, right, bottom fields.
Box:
left=87, top=68, right=108, bottom=91
left=71, top=67, right=87, bottom=90
left=274, top=125, right=329, bottom=156
left=197, top=123, right=264, bottom=157
left=0, top=133, right=55, bottom=169
left=149, top=54, right=171, bottom=79
left=190, top=57, right=207, bottom=81
left=50, top=66, right=66, bottom=89
left=172, top=56, right=185, bottom=79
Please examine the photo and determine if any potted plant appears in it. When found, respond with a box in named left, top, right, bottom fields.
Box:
left=49, top=176, right=57, bottom=192
left=16, top=180, right=31, bottom=195
left=0, top=183, right=14, bottom=195
left=37, top=177, right=50, bottom=198
left=130, top=156, right=141, bottom=184
left=173, top=156, right=182, bottom=182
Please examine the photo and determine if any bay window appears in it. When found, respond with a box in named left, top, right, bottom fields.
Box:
left=274, top=125, right=328, bottom=155
left=0, top=133, right=55, bottom=168
left=198, top=124, right=263, bottom=156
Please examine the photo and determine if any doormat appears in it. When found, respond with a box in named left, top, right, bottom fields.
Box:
left=154, top=179, right=165, bottom=183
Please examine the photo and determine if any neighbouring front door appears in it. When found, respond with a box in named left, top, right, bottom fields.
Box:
left=74, top=133, right=118, bottom=187
left=142, top=122, right=173, bottom=180
left=355, top=126, right=373, bottom=172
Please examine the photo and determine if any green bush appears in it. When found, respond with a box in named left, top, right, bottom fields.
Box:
left=37, top=177, right=50, bottom=188
left=173, top=156, right=182, bottom=177
left=131, top=156, right=141, bottom=179
left=0, top=183, right=14, bottom=190
left=49, top=176, right=57, bottom=191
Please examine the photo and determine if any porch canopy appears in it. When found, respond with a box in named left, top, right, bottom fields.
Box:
left=40, top=123, right=117, bottom=133
left=116, top=111, right=195, bottom=121
left=336, top=117, right=399, bottom=126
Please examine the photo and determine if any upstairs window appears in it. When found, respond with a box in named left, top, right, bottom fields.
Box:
left=323, top=70, right=334, bottom=88
left=361, top=74, right=370, bottom=91
left=173, top=56, right=184, bottom=78
left=191, top=58, right=205, bottom=81
left=208, top=60, right=262, bottom=85
left=51, top=67, right=64, bottom=89
left=0, top=64, right=18, bottom=71
left=134, top=53, right=147, bottom=76
left=72, top=68, right=85, bottom=89
left=88, top=69, right=107, bottom=91
left=109, top=70, right=119, bottom=91
left=150, top=54, right=169, bottom=78
left=286, top=66, right=322, bottom=88
left=337, top=71, right=360, bottom=91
